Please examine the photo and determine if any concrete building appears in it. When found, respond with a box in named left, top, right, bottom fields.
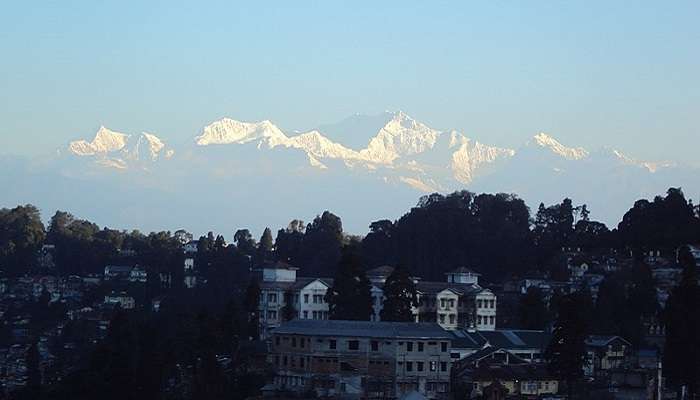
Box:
left=367, top=266, right=497, bottom=331
left=268, top=319, right=453, bottom=399
left=257, top=263, right=498, bottom=338
left=257, top=262, right=334, bottom=338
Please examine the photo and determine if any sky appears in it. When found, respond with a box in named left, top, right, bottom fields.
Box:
left=1, top=1, right=698, bottom=164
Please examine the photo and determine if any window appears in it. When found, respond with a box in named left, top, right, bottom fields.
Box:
left=275, top=336, right=280, bottom=346
left=283, top=356, right=288, bottom=366
left=303, top=311, right=308, bottom=319
left=348, top=340, right=359, bottom=350
left=489, top=299, right=495, bottom=308
left=449, top=314, right=456, bottom=324
left=440, top=361, right=447, bottom=372
left=407, top=342, right=414, bottom=351
left=439, top=314, right=445, bottom=324
left=304, top=294, right=309, bottom=303
left=406, top=362, right=413, bottom=372
left=292, top=337, right=297, bottom=347
left=417, top=361, right=424, bottom=371
left=478, top=315, right=483, bottom=325
left=490, top=316, right=495, bottom=325
left=449, top=299, right=455, bottom=308
left=300, top=357, right=305, bottom=368
left=300, top=338, right=305, bottom=348
left=371, top=341, right=379, bottom=351
left=418, top=342, right=424, bottom=352
left=477, top=299, right=483, bottom=308
left=313, top=311, right=318, bottom=319
left=329, top=340, right=337, bottom=350
left=440, top=298, right=446, bottom=308
left=268, top=293, right=277, bottom=303
left=441, top=342, right=448, bottom=352
left=429, top=361, right=437, bottom=372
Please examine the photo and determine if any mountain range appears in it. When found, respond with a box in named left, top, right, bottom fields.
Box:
left=1, top=111, right=697, bottom=236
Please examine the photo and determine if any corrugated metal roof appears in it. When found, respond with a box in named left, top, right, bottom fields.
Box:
left=451, top=329, right=551, bottom=350
left=272, top=319, right=452, bottom=339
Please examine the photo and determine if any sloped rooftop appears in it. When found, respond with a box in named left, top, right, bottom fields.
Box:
left=272, top=319, right=452, bottom=340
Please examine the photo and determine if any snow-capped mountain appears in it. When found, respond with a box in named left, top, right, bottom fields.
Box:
left=4, top=111, right=696, bottom=235
left=191, top=111, right=514, bottom=188
left=66, top=126, right=174, bottom=170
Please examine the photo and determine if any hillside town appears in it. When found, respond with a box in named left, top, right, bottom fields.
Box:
left=2, top=188, right=700, bottom=400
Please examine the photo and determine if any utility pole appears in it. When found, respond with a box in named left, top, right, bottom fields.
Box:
left=656, top=359, right=662, bottom=400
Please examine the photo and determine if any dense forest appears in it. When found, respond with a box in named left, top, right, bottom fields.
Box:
left=1, top=187, right=699, bottom=283
left=2, top=187, right=700, bottom=399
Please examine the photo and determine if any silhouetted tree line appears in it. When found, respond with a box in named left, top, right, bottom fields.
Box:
left=3, top=187, right=698, bottom=284
left=3, top=187, right=700, bottom=398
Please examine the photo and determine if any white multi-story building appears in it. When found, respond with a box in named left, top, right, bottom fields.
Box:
left=257, top=262, right=334, bottom=338
left=256, top=263, right=498, bottom=337
left=367, top=266, right=497, bottom=331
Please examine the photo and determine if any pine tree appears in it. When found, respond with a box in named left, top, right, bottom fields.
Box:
left=380, top=266, right=417, bottom=322
left=325, top=248, right=373, bottom=321
left=259, top=228, right=273, bottom=254
left=663, top=246, right=700, bottom=396
left=25, top=340, right=41, bottom=398
left=545, top=291, right=589, bottom=399
left=281, top=290, right=296, bottom=322
left=258, top=228, right=274, bottom=263
left=243, top=280, right=261, bottom=340
left=519, top=287, right=548, bottom=330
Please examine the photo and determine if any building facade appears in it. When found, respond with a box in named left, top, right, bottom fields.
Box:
left=268, top=319, right=453, bottom=399
left=256, top=264, right=498, bottom=338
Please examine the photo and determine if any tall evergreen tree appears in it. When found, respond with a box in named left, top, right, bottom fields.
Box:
left=518, top=287, right=548, bottom=330
left=243, top=280, right=261, bottom=340
left=325, top=248, right=372, bottom=321
left=663, top=246, right=700, bottom=396
left=257, top=227, right=274, bottom=263
left=545, top=291, right=589, bottom=399
left=380, top=266, right=418, bottom=322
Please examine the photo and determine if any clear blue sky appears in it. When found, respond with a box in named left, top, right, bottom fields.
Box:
left=1, top=1, right=698, bottom=163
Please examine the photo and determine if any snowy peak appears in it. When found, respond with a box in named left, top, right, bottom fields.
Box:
left=532, top=133, right=589, bottom=160
left=69, top=126, right=130, bottom=156
left=606, top=148, right=673, bottom=173
left=195, top=118, right=288, bottom=148
left=450, top=135, right=515, bottom=184
left=359, top=111, right=440, bottom=163
left=67, top=127, right=173, bottom=168
left=133, top=132, right=175, bottom=161
left=286, top=130, right=361, bottom=160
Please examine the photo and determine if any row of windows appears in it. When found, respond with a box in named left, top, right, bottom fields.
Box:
left=477, top=315, right=496, bottom=325
left=275, top=354, right=308, bottom=369
left=263, top=292, right=326, bottom=305
left=439, top=298, right=456, bottom=309
left=438, top=313, right=457, bottom=325
left=426, top=382, right=449, bottom=393
left=275, top=336, right=449, bottom=353
left=302, top=310, right=328, bottom=320
left=304, top=294, right=325, bottom=304
left=420, top=297, right=469, bottom=308
left=476, top=299, right=496, bottom=309
left=398, top=360, right=448, bottom=373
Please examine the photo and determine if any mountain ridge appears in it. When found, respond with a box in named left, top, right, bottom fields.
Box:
left=7, top=110, right=692, bottom=235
